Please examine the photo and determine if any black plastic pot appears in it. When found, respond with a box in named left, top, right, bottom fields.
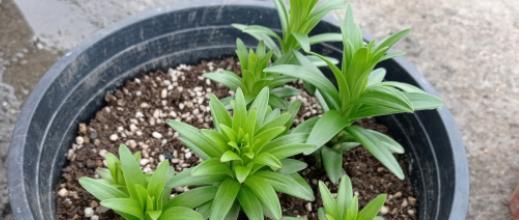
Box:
left=8, top=1, right=469, bottom=219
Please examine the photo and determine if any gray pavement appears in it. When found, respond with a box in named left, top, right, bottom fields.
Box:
left=1, top=0, right=518, bottom=219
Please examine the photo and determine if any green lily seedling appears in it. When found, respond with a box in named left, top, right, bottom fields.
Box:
left=317, top=176, right=386, bottom=220
left=167, top=87, right=315, bottom=220
left=203, top=39, right=298, bottom=108
left=265, top=6, right=442, bottom=183
left=79, top=144, right=204, bottom=220
left=233, top=0, right=344, bottom=64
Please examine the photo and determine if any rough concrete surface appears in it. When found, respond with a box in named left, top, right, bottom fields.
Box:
left=1, top=0, right=518, bottom=219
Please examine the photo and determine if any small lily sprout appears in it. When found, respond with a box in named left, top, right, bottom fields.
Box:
left=168, top=87, right=315, bottom=220
left=317, top=176, right=387, bottom=220
left=233, top=0, right=345, bottom=63
left=203, top=39, right=298, bottom=107
left=265, top=5, right=442, bottom=183
left=79, top=144, right=204, bottom=220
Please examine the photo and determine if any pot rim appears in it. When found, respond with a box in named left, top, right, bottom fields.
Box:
left=7, top=1, right=469, bottom=219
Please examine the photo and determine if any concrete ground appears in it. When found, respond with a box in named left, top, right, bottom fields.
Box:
left=0, top=0, right=518, bottom=219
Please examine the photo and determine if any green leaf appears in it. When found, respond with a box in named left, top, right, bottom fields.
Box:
left=232, top=24, right=281, bottom=41
left=245, top=175, right=282, bottom=220
left=345, top=125, right=405, bottom=179
left=78, top=177, right=127, bottom=200
left=209, top=94, right=232, bottom=129
left=279, top=159, right=307, bottom=174
left=377, top=28, right=410, bottom=50
left=197, top=202, right=212, bottom=219
left=307, top=110, right=350, bottom=153
left=159, top=207, right=205, bottom=220
left=367, top=68, right=386, bottom=87
left=263, top=132, right=308, bottom=150
left=291, top=117, right=318, bottom=134
left=345, top=196, right=359, bottom=220
left=336, top=175, right=353, bottom=218
left=333, top=141, right=360, bottom=152
left=255, top=152, right=282, bottom=170
left=232, top=88, right=248, bottom=131
left=233, top=24, right=281, bottom=56
left=321, top=146, right=345, bottom=184
left=224, top=202, right=241, bottom=220
left=382, top=82, right=442, bottom=110
left=235, top=165, right=252, bottom=183
left=265, top=54, right=338, bottom=102
left=147, top=161, right=172, bottom=200
left=363, top=129, right=404, bottom=154
left=220, top=150, right=242, bottom=162
left=118, top=145, right=146, bottom=198
left=238, top=186, right=264, bottom=220
left=101, top=198, right=143, bottom=219
left=235, top=38, right=249, bottom=66
left=404, top=92, right=443, bottom=110
left=271, top=86, right=300, bottom=98
left=309, top=33, right=343, bottom=44
left=192, top=159, right=233, bottom=177
left=292, top=32, right=310, bottom=52
left=318, top=181, right=339, bottom=218
left=210, top=179, right=241, bottom=220
left=203, top=70, right=241, bottom=90
left=167, top=186, right=217, bottom=209
left=250, top=87, right=270, bottom=125
left=342, top=5, right=363, bottom=52
left=356, top=85, right=413, bottom=115
left=357, top=194, right=387, bottom=220
left=269, top=143, right=315, bottom=159
left=317, top=208, right=327, bottom=220
left=255, top=171, right=314, bottom=201
left=168, top=173, right=226, bottom=188
left=274, top=0, right=289, bottom=34
left=254, top=126, right=287, bottom=148
left=168, top=120, right=221, bottom=158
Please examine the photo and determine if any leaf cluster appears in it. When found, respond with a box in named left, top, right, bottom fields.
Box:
left=265, top=5, right=442, bottom=183
left=317, top=176, right=386, bottom=220
left=203, top=39, right=298, bottom=107
left=79, top=145, right=204, bottom=220
left=233, top=0, right=344, bottom=62
left=168, top=87, right=315, bottom=220
left=80, top=1, right=442, bottom=220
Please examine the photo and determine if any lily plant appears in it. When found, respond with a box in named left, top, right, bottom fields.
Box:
left=233, top=0, right=344, bottom=64
left=79, top=145, right=204, bottom=220
left=203, top=39, right=298, bottom=108
left=167, top=88, right=315, bottom=220
left=317, top=176, right=386, bottom=220
left=265, top=6, right=442, bottom=183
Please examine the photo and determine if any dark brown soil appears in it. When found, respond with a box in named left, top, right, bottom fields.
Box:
left=56, top=58, right=416, bottom=220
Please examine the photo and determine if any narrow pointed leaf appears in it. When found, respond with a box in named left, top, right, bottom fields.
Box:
left=238, top=186, right=264, bottom=220
left=307, top=110, right=350, bottom=153
left=101, top=198, right=143, bottom=219
left=167, top=186, right=217, bottom=209
left=357, top=194, right=387, bottom=220
left=159, top=207, right=205, bottom=220
left=203, top=71, right=241, bottom=90
left=321, top=146, right=345, bottom=184
left=210, top=179, right=241, bottom=220
left=345, top=126, right=405, bottom=179
left=245, top=176, right=282, bottom=220
left=78, top=178, right=127, bottom=200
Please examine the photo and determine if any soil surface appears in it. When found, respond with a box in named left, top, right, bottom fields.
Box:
left=56, top=58, right=416, bottom=220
